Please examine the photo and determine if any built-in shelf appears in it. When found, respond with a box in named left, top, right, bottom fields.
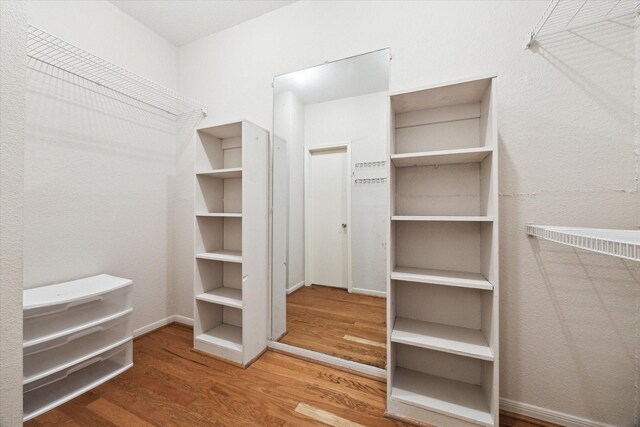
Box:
left=195, top=324, right=243, bottom=353
left=196, top=250, right=242, bottom=263
left=391, top=367, right=493, bottom=427
left=195, top=288, right=243, bottom=309
left=391, top=147, right=493, bottom=168
left=392, top=216, right=494, bottom=222
left=195, top=213, right=242, bottom=218
left=392, top=317, right=493, bottom=361
left=391, top=267, right=493, bottom=290
left=196, top=168, right=242, bottom=179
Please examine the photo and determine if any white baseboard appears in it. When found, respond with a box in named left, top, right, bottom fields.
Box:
left=286, top=281, right=305, bottom=295
left=351, top=287, right=386, bottom=298
left=500, top=398, right=618, bottom=427
left=173, top=315, right=193, bottom=326
left=133, top=315, right=194, bottom=337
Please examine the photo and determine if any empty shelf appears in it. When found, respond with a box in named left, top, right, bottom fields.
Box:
left=391, top=367, right=493, bottom=427
left=527, top=225, right=640, bottom=262
left=196, top=168, right=242, bottom=179
left=196, top=250, right=242, bottom=263
left=392, top=317, right=493, bottom=361
left=195, top=213, right=242, bottom=218
left=195, top=324, right=243, bottom=353
left=391, top=147, right=492, bottom=167
left=196, top=288, right=243, bottom=309
left=392, top=216, right=494, bottom=222
left=391, top=267, right=493, bottom=290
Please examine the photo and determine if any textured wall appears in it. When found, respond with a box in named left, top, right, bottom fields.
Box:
left=0, top=1, right=26, bottom=424
left=24, top=0, right=180, bottom=332
left=177, top=2, right=639, bottom=425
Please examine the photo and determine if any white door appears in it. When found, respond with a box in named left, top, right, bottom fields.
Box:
left=308, top=147, right=349, bottom=289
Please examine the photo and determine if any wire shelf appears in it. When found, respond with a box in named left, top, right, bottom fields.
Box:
left=527, top=224, right=640, bottom=261
left=27, top=25, right=206, bottom=116
left=526, top=0, right=639, bottom=48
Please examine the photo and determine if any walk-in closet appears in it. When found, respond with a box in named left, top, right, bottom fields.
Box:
left=1, top=1, right=638, bottom=427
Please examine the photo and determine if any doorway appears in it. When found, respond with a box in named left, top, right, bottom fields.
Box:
left=305, top=144, right=351, bottom=291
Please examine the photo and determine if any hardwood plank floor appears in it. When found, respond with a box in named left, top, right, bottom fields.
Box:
left=280, top=285, right=387, bottom=369
left=26, top=324, right=549, bottom=427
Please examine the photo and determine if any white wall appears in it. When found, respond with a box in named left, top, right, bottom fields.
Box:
left=177, top=2, right=639, bottom=425
left=0, top=1, right=27, bottom=424
left=25, top=0, right=181, bottom=334
left=305, top=92, right=388, bottom=295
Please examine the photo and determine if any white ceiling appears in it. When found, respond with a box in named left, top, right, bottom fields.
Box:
left=110, top=0, right=296, bottom=46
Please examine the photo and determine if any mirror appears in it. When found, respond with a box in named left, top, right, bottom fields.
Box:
left=271, top=49, right=390, bottom=369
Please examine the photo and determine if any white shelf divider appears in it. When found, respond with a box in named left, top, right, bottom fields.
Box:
left=196, top=168, right=242, bottom=179
left=527, top=225, right=640, bottom=262
left=391, top=147, right=492, bottom=167
left=392, top=216, right=494, bottom=222
left=195, top=324, right=243, bottom=352
left=391, top=266, right=493, bottom=290
left=391, top=367, right=494, bottom=427
left=392, top=317, right=493, bottom=361
left=196, top=213, right=242, bottom=218
left=196, top=288, right=243, bottom=309
left=196, top=250, right=242, bottom=263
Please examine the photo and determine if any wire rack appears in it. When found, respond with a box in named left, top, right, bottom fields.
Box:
left=526, top=0, right=640, bottom=48
left=527, top=224, right=640, bottom=261
left=27, top=25, right=206, bottom=116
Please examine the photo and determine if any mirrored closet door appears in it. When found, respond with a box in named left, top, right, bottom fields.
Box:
left=271, top=49, right=390, bottom=369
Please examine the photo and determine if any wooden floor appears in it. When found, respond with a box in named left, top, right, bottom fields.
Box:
left=26, top=324, right=550, bottom=427
left=280, top=285, right=387, bottom=369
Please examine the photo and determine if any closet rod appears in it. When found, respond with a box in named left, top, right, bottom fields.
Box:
left=26, top=25, right=207, bottom=117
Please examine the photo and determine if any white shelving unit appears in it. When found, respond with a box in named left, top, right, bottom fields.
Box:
left=525, top=0, right=639, bottom=49
left=194, top=120, right=269, bottom=366
left=23, top=274, right=133, bottom=421
left=527, top=225, right=640, bottom=262
left=27, top=25, right=205, bottom=116
left=387, top=76, right=499, bottom=426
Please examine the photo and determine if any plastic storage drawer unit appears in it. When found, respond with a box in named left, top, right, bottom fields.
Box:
left=23, top=274, right=134, bottom=422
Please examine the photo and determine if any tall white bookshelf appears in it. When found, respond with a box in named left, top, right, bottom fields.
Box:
left=194, top=120, right=269, bottom=366
left=387, top=76, right=499, bottom=426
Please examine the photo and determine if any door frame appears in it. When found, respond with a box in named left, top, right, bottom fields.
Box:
left=304, top=142, right=352, bottom=292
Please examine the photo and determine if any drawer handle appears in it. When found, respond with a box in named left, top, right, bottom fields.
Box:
left=25, top=356, right=104, bottom=392
left=28, top=295, right=105, bottom=318
left=67, top=356, right=103, bottom=375
left=67, top=295, right=104, bottom=309
left=26, top=326, right=105, bottom=355
left=67, top=326, right=104, bottom=343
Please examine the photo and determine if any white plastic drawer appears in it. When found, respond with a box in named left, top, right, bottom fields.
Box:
left=24, top=309, right=133, bottom=384
left=24, top=285, right=132, bottom=346
left=23, top=340, right=132, bottom=421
